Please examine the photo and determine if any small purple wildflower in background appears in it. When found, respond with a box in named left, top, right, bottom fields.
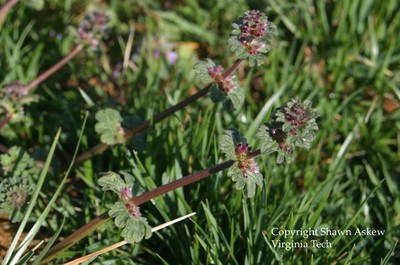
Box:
left=235, top=143, right=260, bottom=178
left=112, top=63, right=123, bottom=79
left=78, top=11, right=109, bottom=47
left=166, top=50, right=178, bottom=65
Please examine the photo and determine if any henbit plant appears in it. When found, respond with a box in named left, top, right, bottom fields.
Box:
left=0, top=11, right=109, bottom=131
left=39, top=10, right=319, bottom=263
left=75, top=10, right=278, bottom=165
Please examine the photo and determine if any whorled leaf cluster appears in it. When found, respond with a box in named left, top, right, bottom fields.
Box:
left=219, top=129, right=263, bottom=198
left=95, top=108, right=144, bottom=146
left=99, top=172, right=152, bottom=243
left=228, top=10, right=278, bottom=66
left=0, top=146, right=39, bottom=222
left=77, top=11, right=109, bottom=47
left=0, top=82, right=38, bottom=129
left=219, top=99, right=319, bottom=197
left=256, top=98, right=319, bottom=164
left=193, top=59, right=243, bottom=110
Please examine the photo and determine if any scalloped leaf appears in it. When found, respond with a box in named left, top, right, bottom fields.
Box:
left=108, top=202, right=152, bottom=244
left=98, top=172, right=127, bottom=195
left=0, top=146, right=38, bottom=178
left=226, top=85, right=244, bottom=110
left=276, top=148, right=295, bottom=164
left=255, top=126, right=279, bottom=154
left=95, top=108, right=124, bottom=145
left=99, top=171, right=143, bottom=199
left=227, top=163, right=262, bottom=198
left=193, top=59, right=215, bottom=86
left=219, top=129, right=247, bottom=160
left=220, top=129, right=263, bottom=197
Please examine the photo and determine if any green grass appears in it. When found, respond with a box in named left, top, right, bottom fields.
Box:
left=0, top=0, right=399, bottom=264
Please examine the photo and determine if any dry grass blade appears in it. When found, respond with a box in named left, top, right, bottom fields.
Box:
left=63, top=212, right=196, bottom=265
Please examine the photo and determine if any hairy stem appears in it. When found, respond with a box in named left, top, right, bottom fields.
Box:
left=43, top=58, right=246, bottom=262
left=0, top=0, right=19, bottom=23
left=42, top=158, right=241, bottom=263
left=0, top=45, right=84, bottom=132
left=75, top=59, right=244, bottom=165
left=222, top=59, right=243, bottom=79
left=25, top=44, right=84, bottom=92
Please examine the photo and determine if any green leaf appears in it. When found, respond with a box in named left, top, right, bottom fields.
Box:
left=193, top=59, right=215, bottom=86
left=227, top=164, right=262, bottom=198
left=255, top=125, right=279, bottom=155
left=98, top=172, right=128, bottom=195
left=108, top=202, right=152, bottom=244
left=220, top=129, right=263, bottom=197
left=209, top=86, right=225, bottom=103
left=3, top=128, right=61, bottom=264
left=219, top=129, right=246, bottom=160
left=99, top=171, right=143, bottom=199
left=95, top=108, right=124, bottom=145
left=0, top=146, right=38, bottom=178
left=222, top=84, right=244, bottom=111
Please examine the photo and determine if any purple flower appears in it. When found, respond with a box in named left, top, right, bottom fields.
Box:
left=228, top=10, right=277, bottom=66
left=78, top=11, right=109, bottom=46
left=207, top=64, right=237, bottom=93
left=119, top=186, right=141, bottom=217
left=166, top=50, right=178, bottom=65
left=126, top=201, right=141, bottom=217
left=120, top=187, right=132, bottom=200
left=240, top=10, right=269, bottom=39
left=235, top=143, right=260, bottom=178
left=112, top=63, right=123, bottom=79
left=5, top=82, right=28, bottom=97
left=6, top=185, right=29, bottom=208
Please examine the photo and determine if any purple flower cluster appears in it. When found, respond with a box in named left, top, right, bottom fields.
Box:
left=4, top=82, right=28, bottom=98
left=235, top=143, right=259, bottom=178
left=207, top=64, right=236, bottom=93
left=119, top=187, right=141, bottom=217
left=78, top=11, right=108, bottom=46
left=284, top=101, right=308, bottom=127
left=240, top=10, right=268, bottom=39
left=7, top=186, right=28, bottom=208
left=228, top=10, right=277, bottom=66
